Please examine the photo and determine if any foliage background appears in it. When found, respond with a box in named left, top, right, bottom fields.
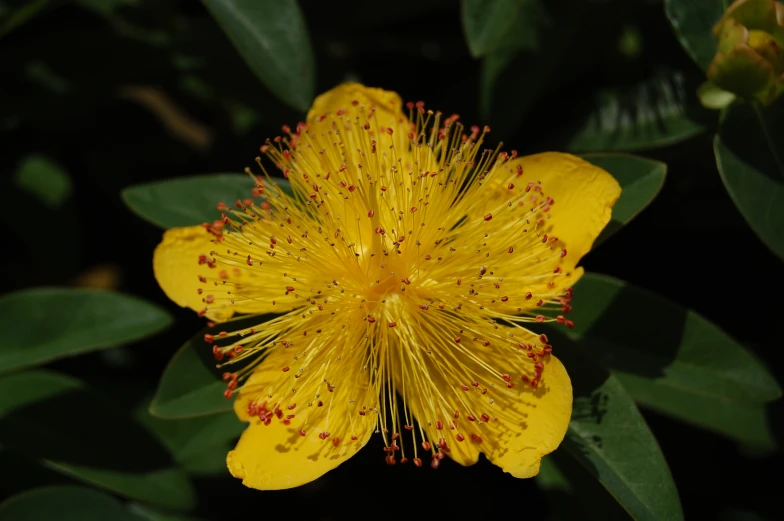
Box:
left=0, top=0, right=782, bottom=520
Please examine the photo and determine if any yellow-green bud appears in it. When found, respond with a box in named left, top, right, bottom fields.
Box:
left=706, top=0, right=784, bottom=105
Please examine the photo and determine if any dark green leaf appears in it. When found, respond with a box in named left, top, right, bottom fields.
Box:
left=203, top=0, right=315, bottom=111
left=664, top=0, right=724, bottom=71
left=580, top=153, right=667, bottom=246
left=136, top=402, right=243, bottom=476
left=0, top=0, right=51, bottom=39
left=13, top=154, right=72, bottom=209
left=0, top=371, right=195, bottom=510
left=122, top=174, right=292, bottom=229
left=461, top=0, right=546, bottom=57
left=715, top=99, right=784, bottom=261
left=566, top=71, right=714, bottom=152
left=128, top=503, right=205, bottom=521
left=0, top=288, right=172, bottom=374
left=0, top=485, right=145, bottom=521
left=556, top=335, right=683, bottom=521
left=565, top=273, right=780, bottom=444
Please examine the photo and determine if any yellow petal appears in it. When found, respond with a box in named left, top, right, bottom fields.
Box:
left=509, top=152, right=621, bottom=262
left=228, top=330, right=377, bottom=490
left=153, top=225, right=298, bottom=322
left=306, top=82, right=405, bottom=133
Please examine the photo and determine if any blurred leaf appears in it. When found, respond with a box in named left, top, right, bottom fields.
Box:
left=0, top=485, right=145, bottom=521
left=135, top=402, right=243, bottom=476
left=122, top=174, right=292, bottom=229
left=558, top=337, right=683, bottom=521
left=664, top=0, right=724, bottom=71
left=13, top=154, right=72, bottom=209
left=579, top=153, right=667, bottom=246
left=0, top=0, right=50, bottom=39
left=0, top=288, right=172, bottom=374
left=75, top=0, right=140, bottom=17
left=203, top=0, right=315, bottom=111
left=128, top=503, right=205, bottom=521
left=565, top=273, right=780, bottom=444
left=566, top=71, right=714, bottom=152
left=715, top=99, right=784, bottom=261
left=0, top=370, right=195, bottom=510
left=461, top=0, right=546, bottom=57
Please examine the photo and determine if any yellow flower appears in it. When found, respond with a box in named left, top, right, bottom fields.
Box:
left=153, top=83, right=621, bottom=490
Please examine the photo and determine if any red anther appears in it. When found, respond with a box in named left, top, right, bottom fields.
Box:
left=336, top=108, right=347, bottom=116
left=359, top=410, right=366, bottom=416
left=198, top=275, right=207, bottom=283
left=565, top=319, right=575, bottom=328
left=483, top=213, right=493, bottom=221
left=282, top=419, right=291, bottom=426
left=470, top=433, right=483, bottom=442
left=318, top=431, right=330, bottom=440
left=260, top=145, right=269, bottom=153
left=392, top=432, right=400, bottom=441
left=235, top=200, right=244, bottom=209
left=521, top=375, right=530, bottom=382
left=437, top=437, right=447, bottom=448
left=500, top=295, right=509, bottom=302
left=287, top=403, right=296, bottom=410
left=339, top=180, right=347, bottom=187
left=506, top=382, right=515, bottom=388
left=246, top=258, right=253, bottom=266
left=348, top=184, right=356, bottom=192
left=222, top=372, right=232, bottom=381
left=386, top=128, right=394, bottom=135
left=471, top=381, right=479, bottom=387
left=536, top=315, right=545, bottom=322
left=482, top=340, right=491, bottom=347
left=454, top=337, right=461, bottom=343
left=398, top=236, right=405, bottom=242
left=390, top=443, right=400, bottom=451
left=204, top=334, right=215, bottom=344
left=318, top=400, right=323, bottom=407
left=406, top=101, right=415, bottom=109
left=388, top=321, right=397, bottom=328
left=309, top=192, right=317, bottom=200
left=556, top=315, right=565, bottom=323
left=461, top=384, right=470, bottom=391
left=456, top=433, right=465, bottom=442
left=413, top=457, right=423, bottom=467
left=565, top=288, right=574, bottom=298
left=436, top=450, right=446, bottom=460
left=535, top=362, right=544, bottom=370
left=351, top=435, right=358, bottom=441
left=332, top=437, right=341, bottom=447
left=525, top=292, right=533, bottom=300
left=543, top=346, right=553, bottom=355
left=457, top=279, right=461, bottom=286
left=467, top=414, right=477, bottom=422
left=411, top=206, right=418, bottom=213
left=424, top=254, right=432, bottom=260
left=561, top=249, right=568, bottom=258
left=431, top=458, right=440, bottom=469
left=367, top=317, right=376, bottom=323
left=400, top=457, right=409, bottom=464
left=536, top=299, right=544, bottom=306
left=527, top=352, right=536, bottom=359
left=539, top=333, right=549, bottom=343
left=286, top=285, right=295, bottom=292
left=380, top=186, right=387, bottom=192
left=299, top=429, right=306, bottom=437
left=401, top=277, right=411, bottom=285
left=367, top=209, right=375, bottom=217
left=530, top=378, right=539, bottom=388
left=481, top=413, right=490, bottom=422
left=375, top=226, right=384, bottom=234
left=436, top=421, right=443, bottom=430
left=198, top=309, right=207, bottom=317
left=385, top=455, right=396, bottom=466
left=223, top=389, right=233, bottom=399
left=404, top=424, right=414, bottom=430
left=422, top=441, right=431, bottom=451
left=554, top=266, right=562, bottom=274
left=419, top=304, right=429, bottom=310
left=502, top=374, right=511, bottom=381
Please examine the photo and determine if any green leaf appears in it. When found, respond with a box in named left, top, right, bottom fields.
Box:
left=0, top=288, right=172, bottom=374
left=128, top=503, right=205, bottom=521
left=13, top=154, right=73, bottom=209
left=0, top=0, right=51, bottom=39
left=715, top=99, right=784, bottom=261
left=565, top=273, right=780, bottom=444
left=202, top=0, right=315, bottom=111
left=579, top=153, right=667, bottom=246
left=461, top=0, right=546, bottom=57
left=566, top=71, right=714, bottom=152
left=664, top=0, right=725, bottom=71
left=556, top=335, right=683, bottom=521
left=0, top=485, right=145, bottom=521
left=0, top=371, right=195, bottom=510
left=122, top=174, right=292, bottom=229
left=135, top=402, right=243, bottom=476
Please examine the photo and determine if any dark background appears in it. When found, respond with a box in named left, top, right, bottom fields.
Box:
left=1, top=0, right=781, bottom=519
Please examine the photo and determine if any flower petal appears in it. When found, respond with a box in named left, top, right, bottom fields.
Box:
left=153, top=225, right=299, bottom=322
left=306, top=82, right=405, bottom=133
left=508, top=153, right=621, bottom=263
left=228, top=326, right=377, bottom=490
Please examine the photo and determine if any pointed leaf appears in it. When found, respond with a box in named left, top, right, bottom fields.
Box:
left=461, top=0, right=546, bottom=57
left=203, top=0, right=315, bottom=111
left=556, top=335, right=683, bottom=521
left=714, top=99, right=784, bottom=261
left=579, top=153, right=667, bottom=246
left=566, top=71, right=714, bottom=152
left=122, top=174, right=292, bottom=229
left=0, top=288, right=172, bottom=374
left=664, top=0, right=725, bottom=71
left=0, top=486, right=145, bottom=521
left=0, top=371, right=195, bottom=510
left=566, top=273, right=780, bottom=444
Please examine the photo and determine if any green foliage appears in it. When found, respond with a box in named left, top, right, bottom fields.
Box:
left=714, top=99, right=784, bottom=261
left=665, top=0, right=725, bottom=71
left=0, top=485, right=145, bottom=521
left=0, top=288, right=171, bottom=374
left=461, top=0, right=546, bottom=57
left=580, top=154, right=667, bottom=246
left=202, top=0, right=315, bottom=111
left=0, top=371, right=195, bottom=510
left=13, top=154, right=72, bottom=209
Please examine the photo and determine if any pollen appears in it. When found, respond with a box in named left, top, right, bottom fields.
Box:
left=185, top=88, right=583, bottom=469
